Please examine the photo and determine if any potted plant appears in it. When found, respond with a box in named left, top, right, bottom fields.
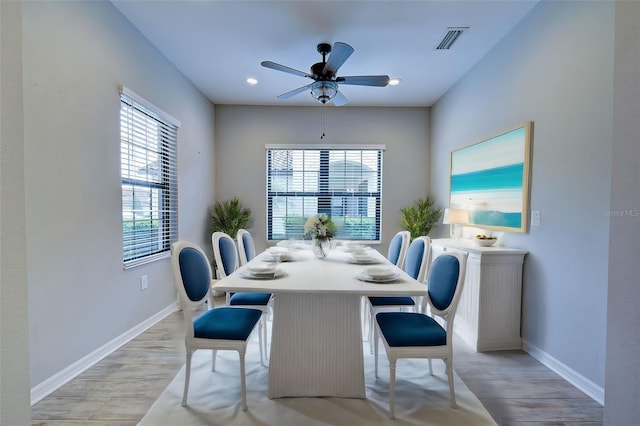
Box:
left=400, top=197, right=442, bottom=240
left=210, top=197, right=251, bottom=237
left=209, top=197, right=251, bottom=286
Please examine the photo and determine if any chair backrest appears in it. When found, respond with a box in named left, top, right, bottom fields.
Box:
left=403, top=236, right=431, bottom=283
left=237, top=229, right=256, bottom=266
left=171, top=241, right=212, bottom=312
left=212, top=231, right=239, bottom=278
left=387, top=230, right=411, bottom=267
left=422, top=252, right=468, bottom=336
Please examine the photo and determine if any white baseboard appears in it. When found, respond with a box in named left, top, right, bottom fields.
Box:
left=522, top=339, right=604, bottom=405
left=30, top=302, right=179, bottom=405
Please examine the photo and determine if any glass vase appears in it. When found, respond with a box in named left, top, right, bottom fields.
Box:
left=313, top=238, right=330, bottom=259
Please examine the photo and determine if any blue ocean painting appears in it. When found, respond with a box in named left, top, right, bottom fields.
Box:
left=450, top=125, right=529, bottom=230
left=451, top=163, right=524, bottom=192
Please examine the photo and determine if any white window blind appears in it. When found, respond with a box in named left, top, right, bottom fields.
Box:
left=266, top=145, right=384, bottom=241
left=120, top=87, right=179, bottom=268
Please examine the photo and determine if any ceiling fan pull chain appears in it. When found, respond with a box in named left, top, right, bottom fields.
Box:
left=320, top=107, right=325, bottom=139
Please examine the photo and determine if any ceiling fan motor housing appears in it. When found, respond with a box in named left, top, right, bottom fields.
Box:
left=311, top=62, right=333, bottom=79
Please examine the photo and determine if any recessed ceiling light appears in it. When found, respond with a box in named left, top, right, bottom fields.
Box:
left=246, top=77, right=258, bottom=85
left=388, top=78, right=402, bottom=86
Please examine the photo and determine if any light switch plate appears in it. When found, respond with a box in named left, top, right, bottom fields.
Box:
left=531, top=210, right=541, bottom=226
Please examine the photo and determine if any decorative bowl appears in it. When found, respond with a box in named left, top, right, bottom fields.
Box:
left=474, top=237, right=497, bottom=247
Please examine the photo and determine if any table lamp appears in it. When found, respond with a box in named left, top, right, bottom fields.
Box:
left=443, top=208, right=469, bottom=239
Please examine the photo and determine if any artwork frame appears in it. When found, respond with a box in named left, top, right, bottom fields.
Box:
left=449, top=122, right=533, bottom=233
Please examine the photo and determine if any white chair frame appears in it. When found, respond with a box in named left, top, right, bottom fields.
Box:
left=367, top=236, right=432, bottom=353
left=361, top=230, right=412, bottom=340
left=388, top=230, right=411, bottom=268
left=237, top=228, right=255, bottom=266
left=171, top=241, right=261, bottom=410
left=212, top=231, right=270, bottom=364
left=373, top=251, right=468, bottom=419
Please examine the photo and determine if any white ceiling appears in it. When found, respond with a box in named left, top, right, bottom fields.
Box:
left=111, top=1, right=538, bottom=107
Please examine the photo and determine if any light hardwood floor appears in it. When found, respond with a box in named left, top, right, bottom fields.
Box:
left=31, top=299, right=603, bottom=425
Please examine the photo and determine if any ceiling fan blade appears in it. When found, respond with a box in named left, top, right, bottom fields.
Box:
left=333, top=91, right=348, bottom=107
left=323, top=42, right=354, bottom=75
left=261, top=61, right=311, bottom=79
left=277, top=84, right=311, bottom=99
left=336, top=75, right=390, bottom=87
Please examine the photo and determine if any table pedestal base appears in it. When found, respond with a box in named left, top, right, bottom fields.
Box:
left=268, top=293, right=365, bottom=398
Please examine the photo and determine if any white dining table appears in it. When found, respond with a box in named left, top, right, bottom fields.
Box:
left=212, top=244, right=427, bottom=399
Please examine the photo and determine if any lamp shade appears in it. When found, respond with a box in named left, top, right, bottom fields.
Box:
left=442, top=208, right=469, bottom=225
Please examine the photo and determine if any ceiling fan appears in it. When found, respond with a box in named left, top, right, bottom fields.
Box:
left=261, top=42, right=390, bottom=106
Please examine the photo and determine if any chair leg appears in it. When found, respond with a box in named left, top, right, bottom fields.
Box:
left=182, top=351, right=192, bottom=407
left=369, top=308, right=376, bottom=354
left=257, top=320, right=265, bottom=367
left=389, top=359, right=397, bottom=419
left=239, top=352, right=248, bottom=411
left=262, top=315, right=269, bottom=362
left=445, top=357, right=457, bottom=408
left=211, top=349, right=217, bottom=372
left=428, top=358, right=433, bottom=375
left=374, top=326, right=379, bottom=378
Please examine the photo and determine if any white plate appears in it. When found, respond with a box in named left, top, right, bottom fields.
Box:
left=365, top=266, right=396, bottom=279
left=262, top=254, right=293, bottom=262
left=342, top=246, right=370, bottom=254
left=349, top=257, right=378, bottom=265
left=248, top=265, right=277, bottom=275
left=267, top=246, right=290, bottom=254
left=356, top=272, right=399, bottom=283
left=240, top=269, right=284, bottom=280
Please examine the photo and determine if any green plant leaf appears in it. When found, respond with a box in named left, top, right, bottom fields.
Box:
left=210, top=197, right=251, bottom=237
left=400, top=196, right=443, bottom=240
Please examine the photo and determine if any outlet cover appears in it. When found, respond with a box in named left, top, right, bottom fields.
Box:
left=140, top=275, right=148, bottom=290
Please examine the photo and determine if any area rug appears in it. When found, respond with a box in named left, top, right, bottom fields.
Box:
left=139, top=340, right=496, bottom=426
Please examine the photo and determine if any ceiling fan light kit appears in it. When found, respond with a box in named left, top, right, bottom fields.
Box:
left=261, top=41, right=390, bottom=106
left=310, top=81, right=338, bottom=104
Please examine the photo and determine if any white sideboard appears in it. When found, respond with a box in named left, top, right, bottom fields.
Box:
left=431, top=239, right=528, bottom=352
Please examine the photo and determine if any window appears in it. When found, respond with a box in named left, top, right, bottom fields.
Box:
left=266, top=145, right=384, bottom=241
left=120, top=87, right=180, bottom=268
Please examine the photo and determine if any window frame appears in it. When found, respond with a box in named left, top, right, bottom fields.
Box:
left=265, top=144, right=385, bottom=243
left=119, top=86, right=180, bottom=269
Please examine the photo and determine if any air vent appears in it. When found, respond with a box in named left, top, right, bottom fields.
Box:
left=436, top=27, right=468, bottom=50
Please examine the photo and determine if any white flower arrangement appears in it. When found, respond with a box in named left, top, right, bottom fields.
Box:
left=304, top=214, right=336, bottom=241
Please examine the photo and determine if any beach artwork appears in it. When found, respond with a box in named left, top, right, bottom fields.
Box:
left=450, top=122, right=532, bottom=232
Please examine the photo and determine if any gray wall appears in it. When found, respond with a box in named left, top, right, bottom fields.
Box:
left=431, top=0, right=613, bottom=399
left=0, top=1, right=31, bottom=423
left=215, top=105, right=434, bottom=253
left=22, top=1, right=217, bottom=387
left=605, top=1, right=640, bottom=423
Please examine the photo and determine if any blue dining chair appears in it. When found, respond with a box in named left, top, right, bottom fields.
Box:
left=362, top=230, right=411, bottom=341
left=373, top=251, right=468, bottom=419
left=212, top=231, right=271, bottom=364
left=367, top=236, right=431, bottom=352
left=237, top=228, right=256, bottom=266
left=387, top=230, right=411, bottom=268
left=171, top=241, right=262, bottom=410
